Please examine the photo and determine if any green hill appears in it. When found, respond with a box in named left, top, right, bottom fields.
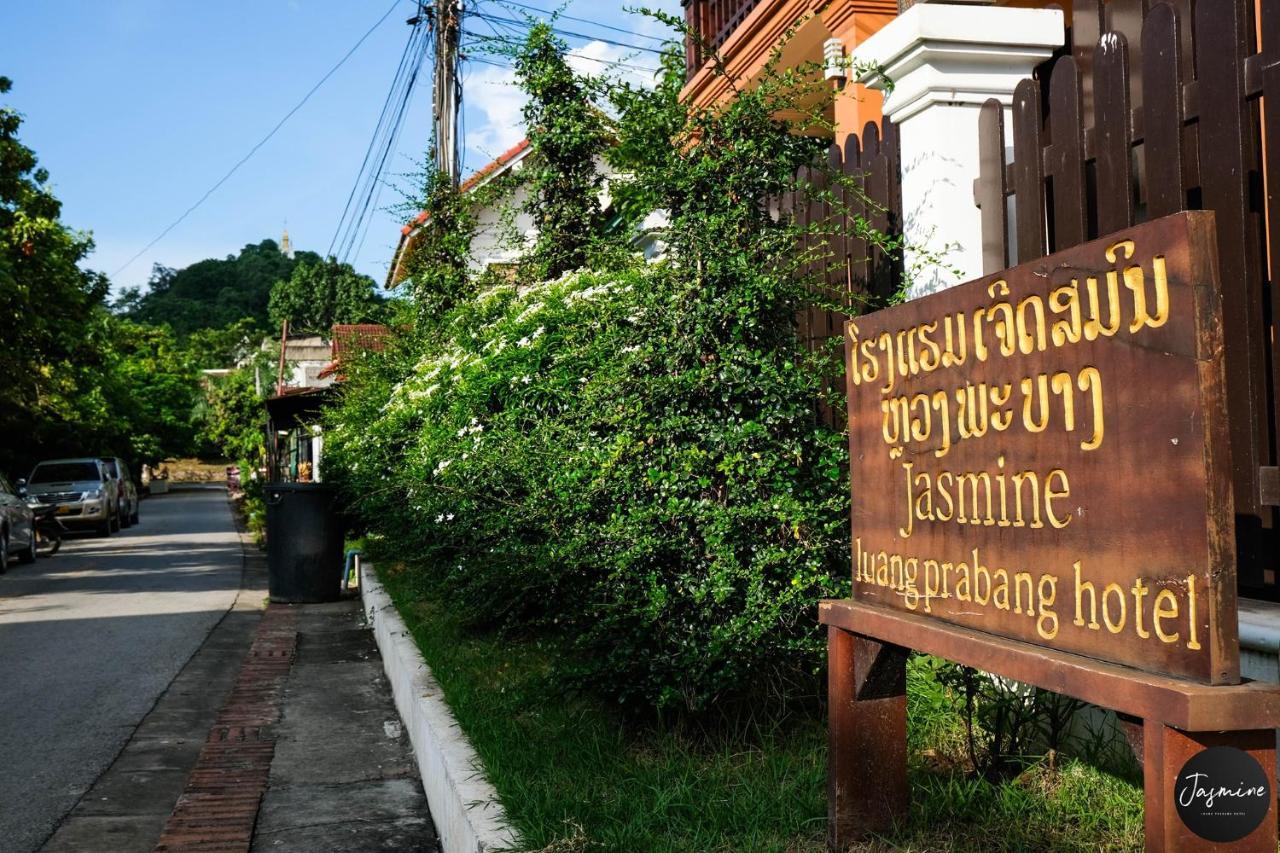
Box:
left=121, top=239, right=321, bottom=335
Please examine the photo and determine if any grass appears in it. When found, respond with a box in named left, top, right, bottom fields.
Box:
left=377, top=563, right=1144, bottom=852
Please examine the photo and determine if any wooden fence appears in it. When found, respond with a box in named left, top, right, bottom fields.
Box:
left=974, top=0, right=1279, bottom=595
left=782, top=118, right=904, bottom=426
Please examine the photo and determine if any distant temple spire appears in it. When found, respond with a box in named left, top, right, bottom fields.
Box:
left=281, top=223, right=294, bottom=259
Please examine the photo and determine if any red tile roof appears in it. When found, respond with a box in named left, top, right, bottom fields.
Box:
left=319, top=324, right=392, bottom=379
left=399, top=139, right=531, bottom=236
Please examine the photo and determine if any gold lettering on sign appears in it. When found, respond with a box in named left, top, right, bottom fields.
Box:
left=879, top=366, right=1103, bottom=459
left=848, top=241, right=1172, bottom=397
left=853, top=539, right=1202, bottom=650
left=899, top=456, right=1071, bottom=539
left=849, top=221, right=1222, bottom=680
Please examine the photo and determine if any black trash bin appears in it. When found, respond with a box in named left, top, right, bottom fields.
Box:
left=265, top=482, right=345, bottom=603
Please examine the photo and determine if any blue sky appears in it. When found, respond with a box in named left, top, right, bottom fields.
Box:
left=3, top=0, right=680, bottom=294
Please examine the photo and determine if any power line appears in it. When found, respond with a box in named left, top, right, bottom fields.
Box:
left=329, top=20, right=425, bottom=256
left=336, top=20, right=432, bottom=264
left=112, top=0, right=404, bottom=279
left=492, top=0, right=671, bottom=44
left=463, top=54, right=514, bottom=70
left=330, top=15, right=431, bottom=259
left=462, top=30, right=661, bottom=74
left=466, top=9, right=667, bottom=56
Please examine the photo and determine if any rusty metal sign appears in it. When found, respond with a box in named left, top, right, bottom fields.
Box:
left=844, top=211, right=1238, bottom=684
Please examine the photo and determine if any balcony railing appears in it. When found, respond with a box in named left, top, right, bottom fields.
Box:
left=683, top=0, right=765, bottom=78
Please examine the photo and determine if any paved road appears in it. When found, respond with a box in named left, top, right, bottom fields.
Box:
left=0, top=488, right=242, bottom=853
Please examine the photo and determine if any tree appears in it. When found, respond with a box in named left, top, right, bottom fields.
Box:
left=0, top=75, right=113, bottom=474
left=185, top=317, right=261, bottom=370
left=267, top=257, right=385, bottom=336
left=201, top=366, right=264, bottom=465
left=400, top=169, right=477, bottom=329
left=97, top=318, right=203, bottom=463
left=123, top=242, right=321, bottom=335
left=514, top=23, right=609, bottom=279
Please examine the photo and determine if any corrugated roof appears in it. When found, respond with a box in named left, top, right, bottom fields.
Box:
left=319, top=324, right=393, bottom=380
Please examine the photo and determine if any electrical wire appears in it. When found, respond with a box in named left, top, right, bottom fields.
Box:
left=493, top=0, right=670, bottom=44
left=330, top=13, right=432, bottom=260
left=111, top=0, right=404, bottom=279
left=463, top=29, right=661, bottom=74
left=329, top=15, right=428, bottom=257
left=337, top=22, right=432, bottom=264
left=466, top=9, right=667, bottom=55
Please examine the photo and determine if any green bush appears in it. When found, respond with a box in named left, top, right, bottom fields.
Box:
left=326, top=21, right=897, bottom=711
left=329, top=254, right=850, bottom=710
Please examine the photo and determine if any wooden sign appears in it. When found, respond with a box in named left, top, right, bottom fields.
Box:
left=844, top=211, right=1238, bottom=684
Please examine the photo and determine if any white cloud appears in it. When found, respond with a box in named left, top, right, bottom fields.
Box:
left=464, top=62, right=526, bottom=162
left=565, top=40, right=660, bottom=89
left=461, top=37, right=665, bottom=170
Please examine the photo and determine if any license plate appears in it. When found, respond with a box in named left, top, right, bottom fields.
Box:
left=56, top=505, right=74, bottom=515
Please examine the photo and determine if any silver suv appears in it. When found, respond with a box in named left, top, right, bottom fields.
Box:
left=100, top=457, right=139, bottom=528
left=26, top=458, right=121, bottom=536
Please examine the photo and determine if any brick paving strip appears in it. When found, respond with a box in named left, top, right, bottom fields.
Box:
left=153, top=604, right=299, bottom=853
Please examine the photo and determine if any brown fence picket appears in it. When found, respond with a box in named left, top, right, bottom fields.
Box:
left=882, top=118, right=903, bottom=249
left=843, top=133, right=868, bottom=316
left=1142, top=4, right=1184, bottom=220
left=1071, top=0, right=1103, bottom=121
left=1013, top=79, right=1046, bottom=263
left=1047, top=56, right=1088, bottom=251
left=1195, top=0, right=1266, bottom=521
left=808, top=160, right=828, bottom=352
left=1104, top=0, right=1144, bottom=109
left=826, top=142, right=847, bottom=331
left=1093, top=32, right=1133, bottom=237
left=863, top=122, right=896, bottom=303
left=976, top=100, right=1008, bottom=274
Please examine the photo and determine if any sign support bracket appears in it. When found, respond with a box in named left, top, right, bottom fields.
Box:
left=822, top=599, right=1280, bottom=851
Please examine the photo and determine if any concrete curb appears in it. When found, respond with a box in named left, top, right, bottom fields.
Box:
left=361, top=562, right=519, bottom=853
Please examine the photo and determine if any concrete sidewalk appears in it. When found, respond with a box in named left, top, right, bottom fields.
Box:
left=249, top=598, right=438, bottom=851
left=40, top=508, right=438, bottom=852
left=147, top=595, right=439, bottom=853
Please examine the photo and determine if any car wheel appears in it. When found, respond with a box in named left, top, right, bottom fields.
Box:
left=120, top=503, right=131, bottom=529
left=111, top=509, right=121, bottom=534
left=130, top=504, right=140, bottom=526
left=98, top=518, right=113, bottom=537
left=16, top=525, right=36, bottom=564
left=0, top=530, right=8, bottom=572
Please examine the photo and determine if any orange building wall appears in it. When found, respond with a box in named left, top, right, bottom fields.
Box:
left=680, top=0, right=896, bottom=147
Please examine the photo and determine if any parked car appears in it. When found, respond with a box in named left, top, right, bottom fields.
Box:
left=100, top=456, right=139, bottom=527
left=0, top=473, right=36, bottom=569
left=25, top=458, right=120, bottom=536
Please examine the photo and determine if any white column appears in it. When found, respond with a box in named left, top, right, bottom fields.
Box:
left=852, top=5, right=1064, bottom=298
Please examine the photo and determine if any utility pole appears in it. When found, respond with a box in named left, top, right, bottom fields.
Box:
left=433, top=0, right=462, bottom=187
